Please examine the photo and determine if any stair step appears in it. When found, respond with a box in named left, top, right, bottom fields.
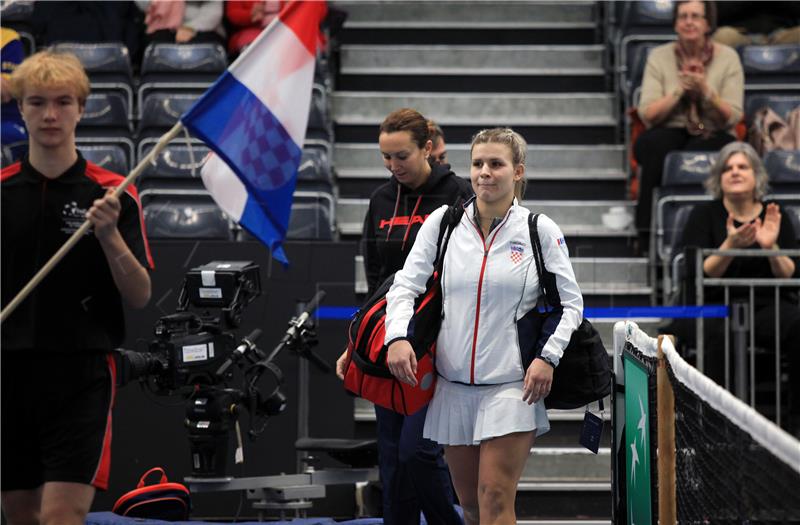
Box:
left=523, top=447, right=610, bottom=482
left=340, top=45, right=605, bottom=76
left=517, top=521, right=610, bottom=525
left=332, top=92, right=616, bottom=127
left=515, top=483, right=611, bottom=519
left=354, top=398, right=614, bottom=423
left=336, top=1, right=597, bottom=29
left=334, top=144, right=625, bottom=177
left=336, top=199, right=635, bottom=237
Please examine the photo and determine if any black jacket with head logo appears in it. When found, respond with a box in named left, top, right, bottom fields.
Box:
left=361, top=162, right=473, bottom=296
left=1, top=153, right=153, bottom=353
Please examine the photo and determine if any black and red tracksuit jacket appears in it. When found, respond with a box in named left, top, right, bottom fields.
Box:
left=1, top=153, right=153, bottom=353
left=361, top=162, right=473, bottom=297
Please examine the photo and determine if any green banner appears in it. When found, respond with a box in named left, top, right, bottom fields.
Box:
left=625, top=353, right=652, bottom=525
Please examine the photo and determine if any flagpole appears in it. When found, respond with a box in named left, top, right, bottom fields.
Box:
left=0, top=121, right=185, bottom=324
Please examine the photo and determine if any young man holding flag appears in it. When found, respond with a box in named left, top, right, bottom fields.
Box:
left=1, top=50, right=152, bottom=525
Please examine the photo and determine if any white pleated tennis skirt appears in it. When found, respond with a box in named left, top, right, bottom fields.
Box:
left=423, top=377, right=550, bottom=446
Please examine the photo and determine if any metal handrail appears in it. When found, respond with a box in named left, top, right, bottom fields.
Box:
left=694, top=248, right=800, bottom=426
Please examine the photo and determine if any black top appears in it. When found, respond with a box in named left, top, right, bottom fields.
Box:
left=361, top=162, right=473, bottom=296
left=1, top=154, right=152, bottom=353
left=678, top=199, right=799, bottom=304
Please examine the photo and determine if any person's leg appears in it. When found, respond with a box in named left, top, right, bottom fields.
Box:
left=444, top=446, right=481, bottom=525
left=477, top=431, right=535, bottom=525
left=39, top=482, right=94, bottom=525
left=400, top=406, right=461, bottom=525
left=684, top=131, right=736, bottom=153
left=1, top=489, right=42, bottom=525
left=2, top=356, right=44, bottom=525
left=374, top=405, right=411, bottom=524
left=633, top=127, right=690, bottom=236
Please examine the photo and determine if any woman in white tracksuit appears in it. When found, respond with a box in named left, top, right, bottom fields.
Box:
left=384, top=128, right=583, bottom=525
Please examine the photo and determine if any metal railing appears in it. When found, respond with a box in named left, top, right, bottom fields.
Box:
left=694, top=248, right=800, bottom=425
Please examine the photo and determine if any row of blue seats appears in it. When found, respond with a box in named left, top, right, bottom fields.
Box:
left=72, top=86, right=333, bottom=164
left=141, top=190, right=335, bottom=242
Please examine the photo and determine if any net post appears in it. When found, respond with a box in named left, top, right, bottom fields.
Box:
left=657, top=335, right=676, bottom=525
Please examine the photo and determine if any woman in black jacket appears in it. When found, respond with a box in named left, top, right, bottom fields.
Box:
left=336, top=108, right=472, bottom=524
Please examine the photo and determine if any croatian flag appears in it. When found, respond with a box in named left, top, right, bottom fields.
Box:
left=182, top=1, right=327, bottom=265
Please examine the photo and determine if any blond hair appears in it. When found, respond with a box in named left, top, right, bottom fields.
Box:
left=10, top=50, right=90, bottom=104
left=471, top=127, right=528, bottom=199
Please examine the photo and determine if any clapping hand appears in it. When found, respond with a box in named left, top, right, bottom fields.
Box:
left=755, top=203, right=782, bottom=249
left=725, top=213, right=758, bottom=248
left=678, top=59, right=709, bottom=97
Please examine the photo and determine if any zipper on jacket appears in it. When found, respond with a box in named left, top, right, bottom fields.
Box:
left=467, top=214, right=508, bottom=385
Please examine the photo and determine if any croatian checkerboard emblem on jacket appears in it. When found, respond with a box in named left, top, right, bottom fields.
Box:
left=510, top=241, right=524, bottom=264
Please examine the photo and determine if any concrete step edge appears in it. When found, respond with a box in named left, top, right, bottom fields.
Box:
left=342, top=21, right=596, bottom=30
left=333, top=91, right=615, bottom=99
left=517, top=521, right=610, bottom=525
left=335, top=116, right=618, bottom=126
left=340, top=67, right=605, bottom=76
left=517, top=481, right=611, bottom=491
left=335, top=169, right=625, bottom=180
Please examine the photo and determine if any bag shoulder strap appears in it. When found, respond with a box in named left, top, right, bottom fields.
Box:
left=433, top=202, right=465, bottom=271
left=528, top=212, right=560, bottom=308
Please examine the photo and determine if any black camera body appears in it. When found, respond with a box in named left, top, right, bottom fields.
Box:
left=117, top=261, right=289, bottom=477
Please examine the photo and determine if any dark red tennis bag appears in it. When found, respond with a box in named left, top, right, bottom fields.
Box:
left=343, top=204, right=464, bottom=415
left=112, top=467, right=191, bottom=521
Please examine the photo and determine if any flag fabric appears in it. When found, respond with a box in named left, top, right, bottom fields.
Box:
left=181, top=1, right=327, bottom=265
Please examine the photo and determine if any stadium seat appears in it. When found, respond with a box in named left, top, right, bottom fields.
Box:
left=661, top=151, right=717, bottom=191
left=53, top=42, right=134, bottom=119
left=235, top=191, right=336, bottom=242
left=1, top=1, right=35, bottom=54
left=78, top=92, right=131, bottom=134
left=296, top=148, right=335, bottom=194
left=137, top=43, right=227, bottom=112
left=136, top=92, right=202, bottom=154
left=78, top=144, right=129, bottom=175
left=141, top=43, right=227, bottom=77
left=781, top=200, right=800, bottom=244
left=655, top=194, right=713, bottom=299
left=615, top=0, right=675, bottom=96
left=288, top=191, right=336, bottom=241
left=141, top=191, right=232, bottom=240
left=624, top=41, right=660, bottom=107
left=76, top=92, right=135, bottom=164
left=138, top=143, right=210, bottom=192
left=306, top=84, right=333, bottom=145
left=764, top=150, right=800, bottom=194
left=740, top=44, right=800, bottom=88
left=744, top=94, right=800, bottom=125
left=1, top=140, right=28, bottom=168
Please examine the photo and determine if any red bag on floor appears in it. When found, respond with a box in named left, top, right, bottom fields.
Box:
left=112, top=467, right=191, bottom=521
left=343, top=204, right=464, bottom=415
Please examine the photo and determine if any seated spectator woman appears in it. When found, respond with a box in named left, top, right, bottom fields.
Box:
left=675, top=141, right=799, bottom=434
left=225, top=1, right=282, bottom=56
left=136, top=0, right=225, bottom=46
left=634, top=0, right=744, bottom=243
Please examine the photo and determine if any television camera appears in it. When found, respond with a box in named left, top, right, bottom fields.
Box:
left=115, top=261, right=328, bottom=477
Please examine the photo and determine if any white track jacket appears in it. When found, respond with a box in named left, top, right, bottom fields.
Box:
left=385, top=200, right=583, bottom=385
